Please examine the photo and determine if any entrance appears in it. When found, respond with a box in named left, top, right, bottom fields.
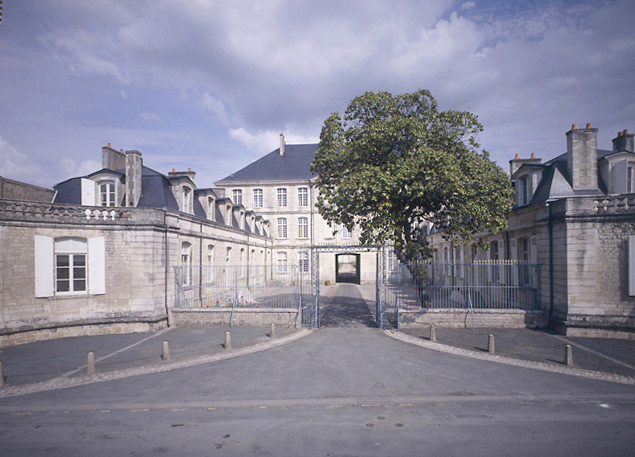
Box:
left=335, top=253, right=360, bottom=284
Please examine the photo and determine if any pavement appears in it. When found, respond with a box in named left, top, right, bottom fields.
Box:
left=0, top=285, right=634, bottom=456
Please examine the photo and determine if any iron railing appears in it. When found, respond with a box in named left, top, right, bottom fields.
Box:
left=385, top=261, right=540, bottom=317
left=174, top=265, right=309, bottom=310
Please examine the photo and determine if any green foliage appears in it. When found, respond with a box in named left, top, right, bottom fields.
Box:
left=311, top=89, right=513, bottom=261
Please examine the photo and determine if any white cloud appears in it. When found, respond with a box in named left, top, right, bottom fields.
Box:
left=202, top=92, right=231, bottom=125
left=0, top=135, right=50, bottom=186
left=119, top=90, right=128, bottom=100
left=140, top=112, right=161, bottom=122
left=462, top=1, right=475, bottom=9
left=229, top=127, right=318, bottom=153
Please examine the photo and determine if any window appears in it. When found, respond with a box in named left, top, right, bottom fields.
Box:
left=298, top=250, right=309, bottom=272
left=182, top=187, right=192, bottom=213
left=298, top=217, right=308, bottom=239
left=277, top=188, right=287, bottom=207
left=298, top=187, right=308, bottom=207
left=181, top=242, right=192, bottom=286
left=388, top=250, right=397, bottom=272
left=99, top=181, right=116, bottom=207
left=490, top=240, right=500, bottom=282
left=518, top=237, right=530, bottom=286
left=278, top=218, right=287, bottom=239
left=55, top=238, right=87, bottom=293
left=207, top=198, right=215, bottom=221
left=342, top=226, right=352, bottom=239
left=277, top=252, right=288, bottom=273
left=518, top=176, right=529, bottom=206
left=628, top=166, right=634, bottom=193
left=253, top=189, right=263, bottom=208
left=232, top=189, right=242, bottom=206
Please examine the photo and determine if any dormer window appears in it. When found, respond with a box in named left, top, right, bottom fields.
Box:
left=517, top=176, right=529, bottom=206
left=182, top=187, right=192, bottom=213
left=99, top=181, right=116, bottom=207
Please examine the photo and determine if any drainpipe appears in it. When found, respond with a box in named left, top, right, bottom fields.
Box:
left=163, top=209, right=171, bottom=327
left=199, top=219, right=203, bottom=304
left=547, top=202, right=554, bottom=325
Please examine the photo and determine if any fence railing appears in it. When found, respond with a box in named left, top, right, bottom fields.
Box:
left=174, top=265, right=309, bottom=310
left=385, top=262, right=540, bottom=313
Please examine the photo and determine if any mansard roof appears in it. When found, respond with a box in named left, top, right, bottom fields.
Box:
left=216, top=143, right=318, bottom=184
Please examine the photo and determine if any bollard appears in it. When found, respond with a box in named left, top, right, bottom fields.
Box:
left=162, top=341, right=170, bottom=362
left=87, top=351, right=95, bottom=375
left=0, top=361, right=4, bottom=387
left=430, top=325, right=436, bottom=342
left=270, top=323, right=276, bottom=339
left=225, top=331, right=231, bottom=350
left=565, top=344, right=573, bottom=366
left=488, top=334, right=495, bottom=354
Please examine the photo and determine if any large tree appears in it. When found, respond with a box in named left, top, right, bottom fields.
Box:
left=311, top=89, right=513, bottom=261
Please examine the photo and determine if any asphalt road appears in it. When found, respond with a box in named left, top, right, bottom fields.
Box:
left=1, top=285, right=634, bottom=456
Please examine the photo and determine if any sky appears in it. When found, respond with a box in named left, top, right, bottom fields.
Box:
left=1, top=0, right=634, bottom=189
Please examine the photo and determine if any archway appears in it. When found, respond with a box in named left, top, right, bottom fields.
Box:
left=335, top=253, right=360, bottom=284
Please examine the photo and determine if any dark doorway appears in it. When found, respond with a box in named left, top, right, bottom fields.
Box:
left=335, top=253, right=360, bottom=284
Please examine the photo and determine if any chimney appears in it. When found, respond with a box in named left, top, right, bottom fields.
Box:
left=168, top=169, right=196, bottom=184
left=612, top=129, right=634, bottom=153
left=509, top=153, right=542, bottom=176
left=102, top=143, right=126, bottom=170
left=566, top=123, right=598, bottom=191
left=279, top=132, right=285, bottom=156
left=125, top=150, right=143, bottom=207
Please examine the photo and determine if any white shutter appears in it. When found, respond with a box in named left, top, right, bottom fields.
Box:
left=81, top=178, right=96, bottom=206
left=88, top=237, right=106, bottom=295
left=629, top=236, right=635, bottom=296
left=510, top=238, right=518, bottom=285
left=614, top=160, right=628, bottom=194
left=35, top=235, right=54, bottom=297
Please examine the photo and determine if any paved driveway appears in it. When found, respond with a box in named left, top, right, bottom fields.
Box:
left=1, top=285, right=634, bottom=456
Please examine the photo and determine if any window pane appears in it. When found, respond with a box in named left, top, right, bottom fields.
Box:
left=57, top=280, right=70, bottom=292
left=56, top=255, right=69, bottom=267
left=74, top=267, right=86, bottom=279
left=74, top=254, right=86, bottom=266
left=57, top=267, right=69, bottom=279
left=74, top=280, right=86, bottom=291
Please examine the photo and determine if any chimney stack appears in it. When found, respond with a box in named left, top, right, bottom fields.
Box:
left=102, top=143, right=126, bottom=170
left=612, top=129, right=634, bottom=153
left=566, top=123, right=598, bottom=192
left=125, top=150, right=143, bottom=207
left=168, top=169, right=196, bottom=184
left=509, top=153, right=542, bottom=176
left=279, top=132, right=285, bottom=156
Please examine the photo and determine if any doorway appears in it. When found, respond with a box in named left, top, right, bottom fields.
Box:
left=335, top=253, right=360, bottom=284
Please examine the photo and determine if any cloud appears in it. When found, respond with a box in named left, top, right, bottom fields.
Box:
left=229, top=127, right=318, bottom=153
left=202, top=92, right=231, bottom=125
left=462, top=1, right=475, bottom=9
left=0, top=135, right=51, bottom=185
left=140, top=112, right=161, bottom=122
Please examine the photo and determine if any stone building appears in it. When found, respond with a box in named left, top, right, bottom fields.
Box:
left=0, top=145, right=272, bottom=346
left=426, top=124, right=635, bottom=338
left=216, top=133, right=379, bottom=284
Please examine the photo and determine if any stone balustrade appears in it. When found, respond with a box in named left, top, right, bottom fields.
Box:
left=0, top=199, right=133, bottom=223
left=593, top=195, right=635, bottom=213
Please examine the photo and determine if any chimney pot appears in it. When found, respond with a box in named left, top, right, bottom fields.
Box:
left=625, top=129, right=629, bottom=135
left=514, top=153, right=520, bottom=160
left=586, top=123, right=593, bottom=129
left=120, top=149, right=124, bottom=153
left=530, top=153, right=536, bottom=159
left=172, top=168, right=176, bottom=172
left=188, top=168, right=192, bottom=172
left=572, top=124, right=578, bottom=130
left=107, top=143, right=111, bottom=147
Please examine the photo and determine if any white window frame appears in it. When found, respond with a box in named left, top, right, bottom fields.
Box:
left=298, top=250, right=309, bottom=273
left=278, top=218, right=288, bottom=239
left=232, top=189, right=242, bottom=206
left=277, top=188, right=287, bottom=207
left=628, top=165, right=635, bottom=194
left=253, top=189, right=263, bottom=208
left=181, top=242, right=192, bottom=286
left=342, top=226, right=352, bottom=239
left=99, top=180, right=116, bottom=207
left=277, top=252, right=288, bottom=274
left=54, top=238, right=88, bottom=294
left=298, top=187, right=308, bottom=207
left=298, top=217, right=308, bottom=239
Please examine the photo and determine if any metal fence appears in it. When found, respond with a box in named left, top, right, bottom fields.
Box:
left=385, top=261, right=540, bottom=315
left=174, top=265, right=309, bottom=310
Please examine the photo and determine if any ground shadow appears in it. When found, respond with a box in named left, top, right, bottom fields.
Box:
left=319, top=284, right=378, bottom=328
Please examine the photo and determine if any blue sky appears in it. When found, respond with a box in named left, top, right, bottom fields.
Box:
left=1, top=0, right=634, bottom=188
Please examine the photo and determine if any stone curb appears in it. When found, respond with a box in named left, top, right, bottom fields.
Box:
left=385, top=330, right=635, bottom=386
left=0, top=329, right=313, bottom=399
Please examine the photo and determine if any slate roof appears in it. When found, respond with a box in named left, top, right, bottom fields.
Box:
left=216, top=143, right=319, bottom=184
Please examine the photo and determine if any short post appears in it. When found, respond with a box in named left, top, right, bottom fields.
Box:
left=0, top=361, right=4, bottom=387
left=87, top=351, right=95, bottom=375
left=162, top=341, right=170, bottom=362
left=565, top=344, right=573, bottom=366
left=430, top=325, right=436, bottom=342
left=270, top=323, right=276, bottom=339
left=488, top=334, right=495, bottom=354
left=225, top=331, right=231, bottom=350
